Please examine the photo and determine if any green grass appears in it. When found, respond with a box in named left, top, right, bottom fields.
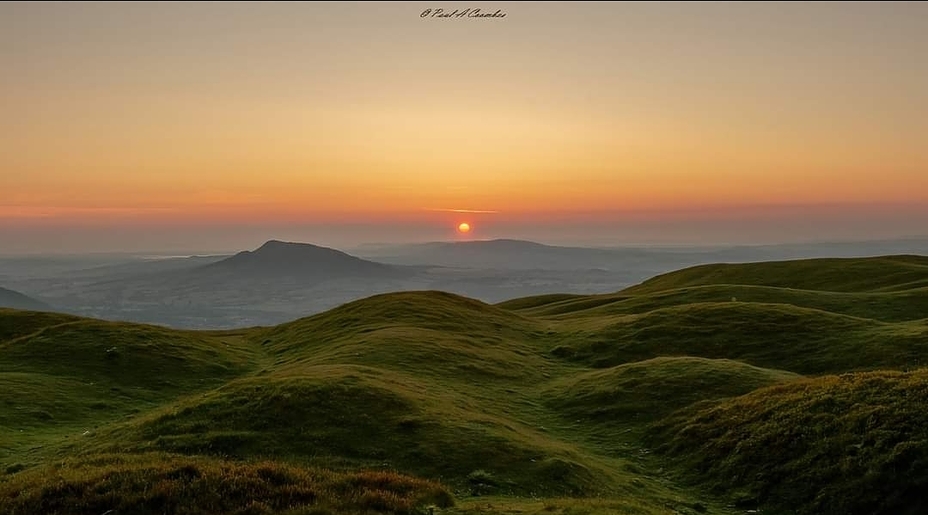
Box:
left=648, top=369, right=928, bottom=515
left=0, top=308, right=82, bottom=341
left=546, top=302, right=928, bottom=374
left=0, top=319, right=255, bottom=388
left=0, top=317, right=258, bottom=466
left=544, top=357, right=799, bottom=427
left=99, top=367, right=621, bottom=498
left=505, top=284, right=928, bottom=323
left=4, top=255, right=928, bottom=514
left=621, top=255, right=928, bottom=294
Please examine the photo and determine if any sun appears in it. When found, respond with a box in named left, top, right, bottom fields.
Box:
left=457, top=222, right=471, bottom=234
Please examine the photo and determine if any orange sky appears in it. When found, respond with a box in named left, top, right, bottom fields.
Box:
left=1, top=2, right=927, bottom=251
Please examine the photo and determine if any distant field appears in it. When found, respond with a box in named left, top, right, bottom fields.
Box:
left=3, top=255, right=928, bottom=514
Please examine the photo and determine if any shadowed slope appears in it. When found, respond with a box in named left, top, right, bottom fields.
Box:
left=549, top=302, right=928, bottom=374
left=0, top=310, right=257, bottom=463
left=100, top=366, right=616, bottom=497
left=502, top=284, right=928, bottom=323
left=0, top=308, right=82, bottom=342
left=545, top=357, right=799, bottom=426
left=0, top=318, right=253, bottom=389
left=649, top=369, right=928, bottom=515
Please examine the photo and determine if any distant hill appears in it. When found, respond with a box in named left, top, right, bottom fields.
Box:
left=3, top=242, right=424, bottom=329
left=356, top=238, right=928, bottom=272
left=198, top=240, right=411, bottom=282
left=0, top=286, right=51, bottom=311
left=356, top=238, right=664, bottom=270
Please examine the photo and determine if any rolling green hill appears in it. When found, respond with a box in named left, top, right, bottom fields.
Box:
left=4, top=255, right=928, bottom=514
left=499, top=283, right=928, bottom=323
left=648, top=369, right=928, bottom=515
left=547, top=302, right=928, bottom=374
left=0, top=308, right=82, bottom=341
left=621, top=254, right=928, bottom=294
left=544, top=356, right=799, bottom=426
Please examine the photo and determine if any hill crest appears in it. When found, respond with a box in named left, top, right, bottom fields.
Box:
left=200, top=240, right=403, bottom=278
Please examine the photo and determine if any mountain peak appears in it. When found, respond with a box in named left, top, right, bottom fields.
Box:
left=254, top=240, right=330, bottom=252
left=202, top=240, right=405, bottom=280
left=228, top=240, right=359, bottom=264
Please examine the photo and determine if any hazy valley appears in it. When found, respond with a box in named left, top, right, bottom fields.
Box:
left=4, top=238, right=928, bottom=329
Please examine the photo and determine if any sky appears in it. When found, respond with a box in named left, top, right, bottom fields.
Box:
left=1, top=1, right=927, bottom=253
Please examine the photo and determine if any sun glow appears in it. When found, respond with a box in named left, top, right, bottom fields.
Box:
left=457, top=222, right=471, bottom=233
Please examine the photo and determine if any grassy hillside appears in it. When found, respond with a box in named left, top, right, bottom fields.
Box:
left=4, top=255, right=928, bottom=514
left=545, top=357, right=798, bottom=426
left=503, top=284, right=928, bottom=323
left=0, top=313, right=258, bottom=467
left=648, top=369, right=928, bottom=515
left=260, top=291, right=539, bottom=356
left=621, top=255, right=928, bottom=294
left=1, top=319, right=254, bottom=387
left=97, top=367, right=609, bottom=495
left=0, top=308, right=81, bottom=341
left=548, top=302, right=928, bottom=374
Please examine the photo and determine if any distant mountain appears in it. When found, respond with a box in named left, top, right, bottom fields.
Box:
left=199, top=240, right=409, bottom=281
left=354, top=237, right=928, bottom=272
left=15, top=240, right=634, bottom=329
left=355, top=238, right=680, bottom=270
left=0, top=286, right=52, bottom=311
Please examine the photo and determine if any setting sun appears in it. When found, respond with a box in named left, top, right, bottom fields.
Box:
left=457, top=222, right=471, bottom=234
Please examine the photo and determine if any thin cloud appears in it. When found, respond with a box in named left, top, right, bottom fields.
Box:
left=423, top=208, right=500, bottom=214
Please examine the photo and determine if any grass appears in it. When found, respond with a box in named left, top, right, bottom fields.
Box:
left=503, top=284, right=928, bottom=323
left=546, top=302, right=928, bottom=374
left=103, top=368, right=619, bottom=497
left=0, top=318, right=256, bottom=389
left=648, top=369, right=928, bottom=515
left=0, top=452, right=453, bottom=515
left=0, top=308, right=82, bottom=341
left=446, top=496, right=697, bottom=515
left=620, top=255, right=928, bottom=294
left=544, top=356, right=799, bottom=427
left=4, top=255, right=928, bottom=514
